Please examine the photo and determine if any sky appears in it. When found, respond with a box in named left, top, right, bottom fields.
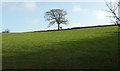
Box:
left=2, top=2, right=113, bottom=32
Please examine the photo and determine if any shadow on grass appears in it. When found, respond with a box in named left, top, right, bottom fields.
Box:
left=2, top=33, right=118, bottom=69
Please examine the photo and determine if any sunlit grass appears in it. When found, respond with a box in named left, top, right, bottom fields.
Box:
left=2, top=26, right=118, bottom=69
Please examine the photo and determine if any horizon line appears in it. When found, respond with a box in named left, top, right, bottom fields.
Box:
left=1, top=24, right=117, bottom=33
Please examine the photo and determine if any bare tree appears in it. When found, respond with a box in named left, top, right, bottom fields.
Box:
left=44, top=9, right=68, bottom=30
left=105, top=0, right=120, bottom=27
left=2, top=29, right=10, bottom=33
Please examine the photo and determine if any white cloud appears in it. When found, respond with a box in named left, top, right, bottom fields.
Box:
left=21, top=2, right=37, bottom=10
left=26, top=19, right=40, bottom=25
left=72, top=5, right=87, bottom=13
left=30, top=27, right=41, bottom=31
left=68, top=22, right=113, bottom=28
left=70, top=23, right=85, bottom=27
left=89, top=22, right=114, bottom=26
left=8, top=2, right=38, bottom=11
left=93, top=10, right=107, bottom=20
left=72, top=6, right=82, bottom=12
left=97, top=11, right=107, bottom=20
left=62, top=23, right=85, bottom=29
left=2, top=0, right=117, bottom=2
left=2, top=0, right=36, bottom=2
left=8, top=6, right=18, bottom=11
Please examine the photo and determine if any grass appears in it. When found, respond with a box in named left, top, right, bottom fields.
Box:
left=2, top=26, right=119, bottom=69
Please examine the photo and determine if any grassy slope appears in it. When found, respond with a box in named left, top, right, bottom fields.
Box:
left=2, top=26, right=118, bottom=69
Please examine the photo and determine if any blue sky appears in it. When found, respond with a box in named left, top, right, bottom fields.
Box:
left=2, top=2, right=112, bottom=32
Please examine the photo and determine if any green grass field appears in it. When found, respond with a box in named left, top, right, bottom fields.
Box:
left=2, top=26, right=119, bottom=69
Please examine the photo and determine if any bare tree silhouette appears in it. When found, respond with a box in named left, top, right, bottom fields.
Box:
left=44, top=9, right=68, bottom=30
left=2, top=29, right=10, bottom=33
left=105, top=0, right=120, bottom=27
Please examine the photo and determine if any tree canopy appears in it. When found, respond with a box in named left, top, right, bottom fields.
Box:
left=45, top=9, right=68, bottom=30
